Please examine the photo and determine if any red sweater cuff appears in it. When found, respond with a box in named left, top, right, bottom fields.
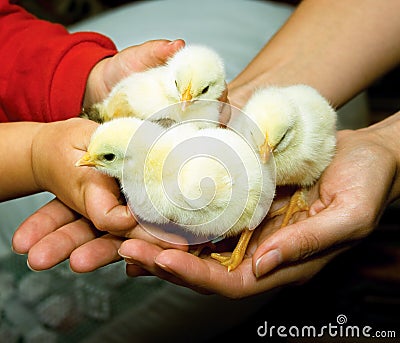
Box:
left=49, top=33, right=117, bottom=122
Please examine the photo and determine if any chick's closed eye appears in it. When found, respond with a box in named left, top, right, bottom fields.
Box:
left=201, top=85, right=209, bottom=94
left=235, top=84, right=337, bottom=230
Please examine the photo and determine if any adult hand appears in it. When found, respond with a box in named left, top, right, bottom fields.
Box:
left=13, top=196, right=188, bottom=272
left=252, top=127, right=399, bottom=279
left=83, top=39, right=185, bottom=108
left=13, top=198, right=124, bottom=271
left=118, top=123, right=400, bottom=298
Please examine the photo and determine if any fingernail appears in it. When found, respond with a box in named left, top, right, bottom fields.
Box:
left=154, top=258, right=166, bottom=269
left=118, top=249, right=136, bottom=264
left=11, top=245, right=25, bottom=256
left=124, top=258, right=137, bottom=265
left=168, top=39, right=184, bottom=45
left=255, top=249, right=282, bottom=278
left=26, top=259, right=38, bottom=272
left=154, top=256, right=173, bottom=274
left=118, top=248, right=130, bottom=258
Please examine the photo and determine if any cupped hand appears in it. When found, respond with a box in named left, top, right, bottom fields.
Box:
left=118, top=185, right=334, bottom=298
left=252, top=128, right=398, bottom=278
left=119, top=126, right=399, bottom=298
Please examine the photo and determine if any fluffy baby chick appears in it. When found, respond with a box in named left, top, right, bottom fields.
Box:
left=82, top=45, right=226, bottom=127
left=76, top=117, right=275, bottom=271
left=231, top=84, right=337, bottom=227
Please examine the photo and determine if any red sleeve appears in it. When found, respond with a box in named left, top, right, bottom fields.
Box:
left=0, top=0, right=118, bottom=122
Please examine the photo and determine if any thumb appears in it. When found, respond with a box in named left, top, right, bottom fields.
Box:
left=252, top=203, right=359, bottom=278
left=117, top=39, right=185, bottom=74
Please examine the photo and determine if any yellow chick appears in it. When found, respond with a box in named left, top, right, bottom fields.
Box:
left=82, top=45, right=226, bottom=127
left=231, top=84, right=337, bottom=227
left=76, top=117, right=275, bottom=271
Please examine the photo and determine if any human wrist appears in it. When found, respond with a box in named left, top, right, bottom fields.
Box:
left=83, top=57, right=110, bottom=109
left=0, top=122, right=45, bottom=200
left=228, top=70, right=277, bottom=109
left=22, top=122, right=45, bottom=196
left=362, top=111, right=400, bottom=202
left=30, top=122, right=52, bottom=192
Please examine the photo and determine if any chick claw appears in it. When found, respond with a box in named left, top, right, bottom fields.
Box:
left=269, top=189, right=309, bottom=228
left=211, top=229, right=254, bottom=272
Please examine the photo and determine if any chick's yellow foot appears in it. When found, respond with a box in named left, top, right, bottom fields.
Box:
left=211, top=229, right=254, bottom=272
left=267, top=203, right=289, bottom=219
left=269, top=189, right=309, bottom=228
left=190, top=241, right=216, bottom=257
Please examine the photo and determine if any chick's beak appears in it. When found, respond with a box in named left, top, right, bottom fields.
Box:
left=75, top=152, right=97, bottom=167
left=181, top=83, right=193, bottom=111
left=259, top=132, right=274, bottom=164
